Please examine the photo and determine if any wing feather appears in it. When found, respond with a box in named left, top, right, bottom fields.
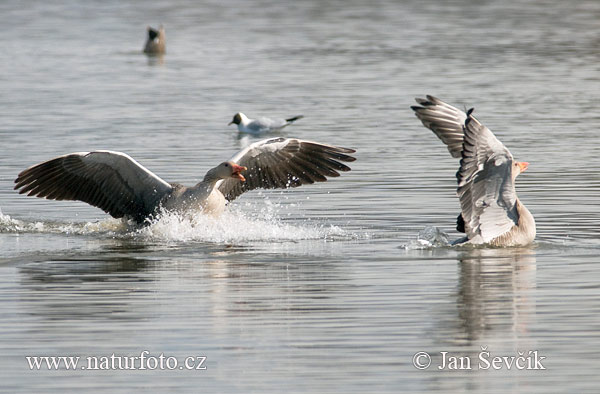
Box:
left=217, top=137, right=355, bottom=201
left=14, top=151, right=172, bottom=221
left=457, top=112, right=519, bottom=242
left=411, top=95, right=467, bottom=158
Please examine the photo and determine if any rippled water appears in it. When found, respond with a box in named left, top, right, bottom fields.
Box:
left=1, top=0, right=600, bottom=392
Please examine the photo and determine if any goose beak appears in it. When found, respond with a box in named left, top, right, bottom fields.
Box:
left=231, top=164, right=247, bottom=181
left=228, top=121, right=234, bottom=126
left=517, top=161, right=529, bottom=173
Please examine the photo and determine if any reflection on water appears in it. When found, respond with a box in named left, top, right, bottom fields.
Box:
left=423, top=248, right=538, bottom=369
left=457, top=248, right=536, bottom=341
left=19, top=256, right=151, bottom=321
left=145, top=53, right=165, bottom=66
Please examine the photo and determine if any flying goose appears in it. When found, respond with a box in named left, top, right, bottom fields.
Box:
left=228, top=112, right=304, bottom=134
left=143, top=25, right=165, bottom=55
left=411, top=95, right=535, bottom=246
left=14, top=137, right=356, bottom=224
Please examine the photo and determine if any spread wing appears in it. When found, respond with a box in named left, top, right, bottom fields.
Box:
left=412, top=95, right=521, bottom=243
left=14, top=151, right=173, bottom=221
left=217, top=137, right=356, bottom=202
left=457, top=111, right=519, bottom=243
left=411, top=95, right=467, bottom=158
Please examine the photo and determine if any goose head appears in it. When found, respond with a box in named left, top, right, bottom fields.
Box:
left=213, top=161, right=247, bottom=181
left=512, top=161, right=529, bottom=180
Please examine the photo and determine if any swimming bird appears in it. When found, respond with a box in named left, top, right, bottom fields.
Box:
left=143, top=25, right=165, bottom=55
left=411, top=95, right=535, bottom=246
left=14, top=137, right=355, bottom=224
left=228, top=112, right=304, bottom=134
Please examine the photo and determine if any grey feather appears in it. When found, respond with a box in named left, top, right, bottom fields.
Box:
left=411, top=95, right=467, bottom=158
left=14, top=151, right=172, bottom=222
left=457, top=112, right=519, bottom=242
left=217, top=137, right=356, bottom=202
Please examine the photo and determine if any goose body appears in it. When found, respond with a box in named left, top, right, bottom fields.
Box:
left=412, top=95, right=535, bottom=247
left=14, top=138, right=355, bottom=224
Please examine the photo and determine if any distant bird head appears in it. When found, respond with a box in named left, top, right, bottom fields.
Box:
left=513, top=161, right=529, bottom=179
left=147, top=26, right=159, bottom=41
left=147, top=25, right=164, bottom=41
left=228, top=113, right=244, bottom=126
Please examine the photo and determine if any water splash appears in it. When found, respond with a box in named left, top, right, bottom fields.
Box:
left=0, top=209, right=127, bottom=236
left=134, top=208, right=349, bottom=243
left=0, top=206, right=350, bottom=244
left=402, top=226, right=451, bottom=249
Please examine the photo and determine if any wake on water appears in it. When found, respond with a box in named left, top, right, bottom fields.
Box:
left=1, top=207, right=542, bottom=250
left=0, top=205, right=351, bottom=244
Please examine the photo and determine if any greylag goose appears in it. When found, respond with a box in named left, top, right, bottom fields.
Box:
left=228, top=112, right=304, bottom=134
left=14, top=137, right=355, bottom=224
left=411, top=95, right=535, bottom=246
left=143, top=25, right=165, bottom=55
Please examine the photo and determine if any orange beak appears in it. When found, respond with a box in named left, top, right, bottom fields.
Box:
left=517, top=161, right=529, bottom=173
left=231, top=164, right=247, bottom=182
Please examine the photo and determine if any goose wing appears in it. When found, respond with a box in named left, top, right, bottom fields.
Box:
left=411, top=95, right=467, bottom=158
left=217, top=137, right=356, bottom=202
left=457, top=111, right=520, bottom=243
left=14, top=150, right=172, bottom=221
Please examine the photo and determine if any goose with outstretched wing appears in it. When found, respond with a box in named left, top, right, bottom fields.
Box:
left=14, top=137, right=355, bottom=224
left=412, top=95, right=535, bottom=246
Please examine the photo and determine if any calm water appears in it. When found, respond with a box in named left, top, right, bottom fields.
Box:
left=1, top=0, right=600, bottom=392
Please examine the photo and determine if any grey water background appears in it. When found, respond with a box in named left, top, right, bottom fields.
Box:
left=1, top=0, right=600, bottom=392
